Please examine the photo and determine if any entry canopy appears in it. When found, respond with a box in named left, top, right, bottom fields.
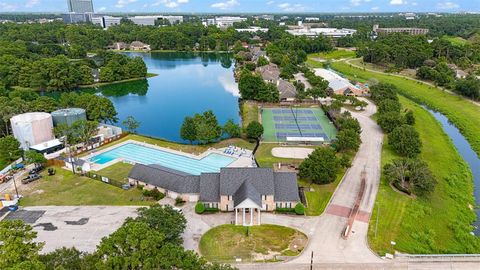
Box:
left=286, top=136, right=325, bottom=142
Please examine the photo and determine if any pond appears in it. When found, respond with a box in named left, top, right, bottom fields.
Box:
left=426, top=108, right=480, bottom=235
left=85, top=52, right=240, bottom=142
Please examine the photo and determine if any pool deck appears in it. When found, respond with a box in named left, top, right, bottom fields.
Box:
left=81, top=139, right=255, bottom=172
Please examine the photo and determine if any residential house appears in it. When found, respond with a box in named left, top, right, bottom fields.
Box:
left=277, top=80, right=297, bottom=101
left=257, top=63, right=280, bottom=84
left=128, top=166, right=300, bottom=226
left=110, top=42, right=128, bottom=50
left=130, top=41, right=151, bottom=51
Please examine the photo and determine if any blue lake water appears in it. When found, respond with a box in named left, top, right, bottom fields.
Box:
left=88, top=52, right=240, bottom=142
left=426, top=108, right=480, bottom=235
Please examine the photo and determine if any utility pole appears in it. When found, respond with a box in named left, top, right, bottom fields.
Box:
left=310, top=251, right=314, bottom=270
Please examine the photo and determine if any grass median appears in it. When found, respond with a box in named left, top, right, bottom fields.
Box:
left=368, top=96, right=478, bottom=254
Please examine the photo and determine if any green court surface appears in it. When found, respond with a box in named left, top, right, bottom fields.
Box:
left=261, top=107, right=337, bottom=143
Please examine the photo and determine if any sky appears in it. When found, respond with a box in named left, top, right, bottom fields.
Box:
left=0, top=0, right=479, bottom=13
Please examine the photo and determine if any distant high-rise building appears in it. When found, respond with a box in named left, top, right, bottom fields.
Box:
left=67, top=0, right=94, bottom=13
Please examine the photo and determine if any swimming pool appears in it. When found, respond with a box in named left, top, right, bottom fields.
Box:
left=88, top=143, right=236, bottom=175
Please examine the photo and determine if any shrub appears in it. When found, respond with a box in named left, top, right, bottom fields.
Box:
left=389, top=125, right=422, bottom=158
left=195, top=202, right=205, bottom=214
left=175, top=197, right=185, bottom=206
left=294, top=203, right=305, bottom=215
left=142, top=188, right=164, bottom=201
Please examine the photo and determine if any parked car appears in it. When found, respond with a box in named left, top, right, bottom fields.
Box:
left=29, top=165, right=45, bottom=175
left=172, top=207, right=183, bottom=213
left=21, top=174, right=41, bottom=184
left=0, top=174, right=13, bottom=184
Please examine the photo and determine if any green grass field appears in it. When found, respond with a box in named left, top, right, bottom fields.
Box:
left=309, top=50, right=356, bottom=60
left=199, top=224, right=307, bottom=262
left=19, top=167, right=152, bottom=206
left=368, top=96, right=479, bottom=255
left=95, top=162, right=134, bottom=181
left=330, top=60, right=480, bottom=159
left=442, top=36, right=468, bottom=46
left=241, top=102, right=259, bottom=129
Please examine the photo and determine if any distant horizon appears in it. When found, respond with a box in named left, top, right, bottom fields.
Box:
left=0, top=0, right=479, bottom=14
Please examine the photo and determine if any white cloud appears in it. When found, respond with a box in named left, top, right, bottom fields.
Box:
left=437, top=1, right=459, bottom=9
left=277, top=3, right=305, bottom=12
left=390, top=0, right=405, bottom=5
left=350, top=0, right=361, bottom=6
left=25, top=0, right=40, bottom=8
left=151, top=0, right=188, bottom=8
left=267, top=0, right=275, bottom=4
left=211, top=0, right=239, bottom=10
left=115, top=0, right=137, bottom=8
left=98, top=6, right=106, bottom=11
left=371, top=6, right=379, bottom=10
left=0, top=2, right=17, bottom=11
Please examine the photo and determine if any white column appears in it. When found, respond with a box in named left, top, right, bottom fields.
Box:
left=250, top=208, right=253, bottom=225
left=242, top=208, right=246, bottom=226
left=235, top=208, right=238, bottom=225
left=258, top=209, right=261, bottom=225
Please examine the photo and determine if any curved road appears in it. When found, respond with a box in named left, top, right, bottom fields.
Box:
left=239, top=99, right=385, bottom=269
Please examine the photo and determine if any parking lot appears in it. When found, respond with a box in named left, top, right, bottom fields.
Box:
left=4, top=206, right=139, bottom=253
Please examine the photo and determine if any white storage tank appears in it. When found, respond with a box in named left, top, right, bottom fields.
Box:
left=10, top=112, right=55, bottom=150
left=51, top=108, right=87, bottom=127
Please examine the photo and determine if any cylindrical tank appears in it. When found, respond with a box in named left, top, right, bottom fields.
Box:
left=10, top=112, right=54, bottom=150
left=51, top=108, right=86, bottom=127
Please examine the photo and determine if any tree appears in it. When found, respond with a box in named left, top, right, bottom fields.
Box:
left=238, top=71, right=265, bottom=100
left=71, top=120, right=99, bottom=149
left=135, top=205, right=187, bottom=245
left=223, top=119, right=241, bottom=138
left=384, top=158, right=436, bottom=196
left=0, top=135, right=22, bottom=164
left=122, top=116, right=140, bottom=134
left=194, top=111, right=222, bottom=144
left=377, top=112, right=404, bottom=133
left=246, top=121, right=264, bottom=141
left=333, top=128, right=361, bottom=152
left=378, top=99, right=401, bottom=114
left=405, top=110, right=415, bottom=125
left=180, top=117, right=197, bottom=144
left=0, top=220, right=44, bottom=270
left=257, top=56, right=269, bottom=66
left=337, top=117, right=361, bottom=134
left=25, top=150, right=47, bottom=168
left=299, top=147, right=340, bottom=184
left=389, top=125, right=422, bottom=158
left=40, top=247, right=86, bottom=270
left=370, top=83, right=398, bottom=103
left=94, top=220, right=166, bottom=269
left=307, top=86, right=327, bottom=100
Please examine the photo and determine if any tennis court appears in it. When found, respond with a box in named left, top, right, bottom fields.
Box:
left=261, top=107, right=337, bottom=143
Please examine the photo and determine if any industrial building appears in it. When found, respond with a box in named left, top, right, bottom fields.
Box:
left=91, top=15, right=122, bottom=28
left=286, top=28, right=357, bottom=38
left=204, top=16, right=247, bottom=28
left=51, top=108, right=87, bottom=127
left=128, top=15, right=184, bottom=26
left=10, top=112, right=55, bottom=150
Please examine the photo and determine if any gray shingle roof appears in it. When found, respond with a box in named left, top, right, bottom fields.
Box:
left=233, top=179, right=262, bottom=208
left=128, top=164, right=200, bottom=194
left=199, top=173, right=220, bottom=202
left=219, top=167, right=275, bottom=196
left=273, top=172, right=300, bottom=202
left=278, top=80, right=297, bottom=99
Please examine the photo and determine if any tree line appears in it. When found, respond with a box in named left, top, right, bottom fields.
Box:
left=0, top=205, right=235, bottom=270
left=371, top=83, right=436, bottom=196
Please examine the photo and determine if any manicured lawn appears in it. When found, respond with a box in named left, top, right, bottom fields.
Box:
left=80, top=134, right=255, bottom=157
left=330, top=60, right=480, bottom=159
left=299, top=168, right=345, bottom=216
left=443, top=36, right=468, bottom=46
left=367, top=96, right=478, bottom=255
left=309, top=50, right=356, bottom=60
left=241, top=101, right=259, bottom=129
left=95, top=162, right=134, bottom=181
left=199, top=224, right=307, bottom=263
left=19, top=167, right=152, bottom=206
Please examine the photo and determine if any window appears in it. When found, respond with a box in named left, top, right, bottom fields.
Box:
left=228, top=195, right=232, bottom=200
left=262, top=195, right=267, bottom=200
left=286, top=202, right=292, bottom=208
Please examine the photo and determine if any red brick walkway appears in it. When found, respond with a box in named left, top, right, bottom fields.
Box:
left=325, top=204, right=371, bottom=223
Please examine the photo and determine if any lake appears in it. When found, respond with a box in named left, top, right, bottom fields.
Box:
left=86, top=52, right=240, bottom=142
left=426, top=108, right=480, bottom=235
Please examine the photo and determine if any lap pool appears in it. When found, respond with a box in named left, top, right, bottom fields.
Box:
left=88, top=143, right=236, bottom=175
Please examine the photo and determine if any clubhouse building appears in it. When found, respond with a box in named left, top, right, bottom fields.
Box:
left=128, top=165, right=300, bottom=225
